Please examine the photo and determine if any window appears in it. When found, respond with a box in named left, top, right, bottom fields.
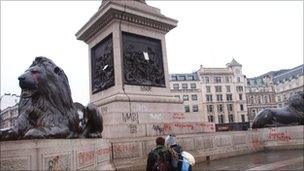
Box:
left=172, top=76, right=177, bottom=81
left=206, top=95, right=213, bottom=102
left=188, top=75, right=194, bottom=80
left=239, top=94, right=243, bottom=100
left=277, top=95, right=281, bottom=102
left=226, top=94, right=233, bottom=101
left=240, top=104, right=244, bottom=111
left=241, top=115, right=245, bottom=122
left=206, top=86, right=211, bottom=93
left=228, top=114, right=234, bottom=123
left=215, top=86, right=222, bottom=92
left=191, top=94, right=198, bottom=100
left=214, top=77, right=221, bottom=83
left=173, top=83, right=179, bottom=90
left=192, top=105, right=199, bottom=112
left=182, top=83, right=188, bottom=90
left=236, top=86, right=243, bottom=92
left=207, top=105, right=213, bottom=113
left=226, top=86, right=231, bottom=92
left=205, top=77, right=209, bottom=83
left=264, top=96, right=268, bottom=104
left=237, top=77, right=241, bottom=83
left=227, top=104, right=233, bottom=112
left=180, top=76, right=186, bottom=81
left=218, top=115, right=224, bottom=124
left=185, top=105, right=190, bottom=113
left=174, top=95, right=180, bottom=99
left=190, top=83, right=196, bottom=89
left=183, top=95, right=189, bottom=101
left=217, top=104, right=223, bottom=112
left=225, top=76, right=230, bottom=83
left=216, top=94, right=223, bottom=101
left=208, top=115, right=214, bottom=122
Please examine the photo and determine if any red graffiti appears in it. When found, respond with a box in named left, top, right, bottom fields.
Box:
left=96, top=147, right=111, bottom=156
left=172, top=113, right=186, bottom=120
left=174, top=123, right=194, bottom=130
left=78, top=151, right=95, bottom=166
left=196, top=123, right=215, bottom=132
left=164, top=123, right=171, bottom=132
left=113, top=144, right=137, bottom=153
left=267, top=128, right=291, bottom=141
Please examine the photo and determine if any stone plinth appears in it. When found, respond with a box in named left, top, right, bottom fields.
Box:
left=0, top=139, right=114, bottom=171
left=1, top=126, right=303, bottom=170
left=75, top=0, right=206, bottom=139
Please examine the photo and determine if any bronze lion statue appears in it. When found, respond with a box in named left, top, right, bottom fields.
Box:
left=0, top=57, right=103, bottom=140
left=252, top=91, right=304, bottom=129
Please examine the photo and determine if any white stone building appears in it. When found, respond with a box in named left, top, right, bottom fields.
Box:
left=170, top=59, right=249, bottom=127
left=170, top=73, right=202, bottom=120
left=0, top=93, right=20, bottom=129
left=0, top=104, right=18, bottom=129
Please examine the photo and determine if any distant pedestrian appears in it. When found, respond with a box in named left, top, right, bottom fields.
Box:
left=146, top=137, right=172, bottom=171
left=165, top=134, right=192, bottom=171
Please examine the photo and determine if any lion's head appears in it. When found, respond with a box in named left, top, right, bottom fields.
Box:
left=18, top=57, right=79, bottom=132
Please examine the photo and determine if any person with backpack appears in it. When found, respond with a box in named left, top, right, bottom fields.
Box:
left=146, top=137, right=172, bottom=171
left=165, top=134, right=192, bottom=171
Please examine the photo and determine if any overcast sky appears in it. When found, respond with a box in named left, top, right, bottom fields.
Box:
left=1, top=1, right=303, bottom=104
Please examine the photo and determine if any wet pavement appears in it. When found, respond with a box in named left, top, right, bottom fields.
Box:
left=193, top=149, right=304, bottom=170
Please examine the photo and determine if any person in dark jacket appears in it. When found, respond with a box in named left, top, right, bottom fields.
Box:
left=147, top=137, right=172, bottom=171
left=165, top=134, right=192, bottom=171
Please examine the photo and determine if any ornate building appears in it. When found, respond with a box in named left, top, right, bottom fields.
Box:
left=170, top=59, right=249, bottom=130
left=246, top=75, right=277, bottom=123
left=0, top=93, right=20, bottom=129
left=274, top=64, right=304, bottom=108
left=0, top=104, right=18, bottom=129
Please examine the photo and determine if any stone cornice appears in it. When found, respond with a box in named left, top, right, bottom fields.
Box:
left=92, top=93, right=183, bottom=106
left=76, top=1, right=177, bottom=43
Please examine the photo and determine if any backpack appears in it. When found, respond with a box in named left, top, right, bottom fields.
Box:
left=168, top=144, right=183, bottom=170
left=152, top=146, right=171, bottom=171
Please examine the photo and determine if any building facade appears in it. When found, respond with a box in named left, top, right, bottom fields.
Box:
left=246, top=75, right=277, bottom=123
left=0, top=93, right=20, bottom=111
left=170, top=73, right=203, bottom=121
left=170, top=59, right=249, bottom=127
left=0, top=93, right=20, bottom=129
left=0, top=104, right=18, bottom=129
left=273, top=65, right=304, bottom=108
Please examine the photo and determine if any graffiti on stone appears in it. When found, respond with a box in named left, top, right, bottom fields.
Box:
left=122, top=112, right=139, bottom=123
left=140, top=86, right=152, bottom=92
left=152, top=124, right=164, bottom=134
left=267, top=128, right=291, bottom=141
left=128, top=124, right=138, bottom=134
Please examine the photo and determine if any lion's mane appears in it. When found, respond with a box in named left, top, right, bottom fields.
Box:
left=17, top=57, right=79, bottom=137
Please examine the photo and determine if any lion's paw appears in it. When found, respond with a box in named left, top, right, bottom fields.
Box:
left=88, top=132, right=102, bottom=138
left=25, top=128, right=45, bottom=139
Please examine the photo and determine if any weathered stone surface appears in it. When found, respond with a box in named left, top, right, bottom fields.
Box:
left=1, top=157, right=30, bottom=171
left=1, top=126, right=303, bottom=170
left=233, top=135, right=246, bottom=145
left=0, top=139, right=113, bottom=170
left=43, top=154, right=70, bottom=170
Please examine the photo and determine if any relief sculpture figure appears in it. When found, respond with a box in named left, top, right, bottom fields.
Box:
left=0, top=57, right=103, bottom=140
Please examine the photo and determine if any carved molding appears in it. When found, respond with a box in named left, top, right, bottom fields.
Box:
left=77, top=9, right=175, bottom=42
